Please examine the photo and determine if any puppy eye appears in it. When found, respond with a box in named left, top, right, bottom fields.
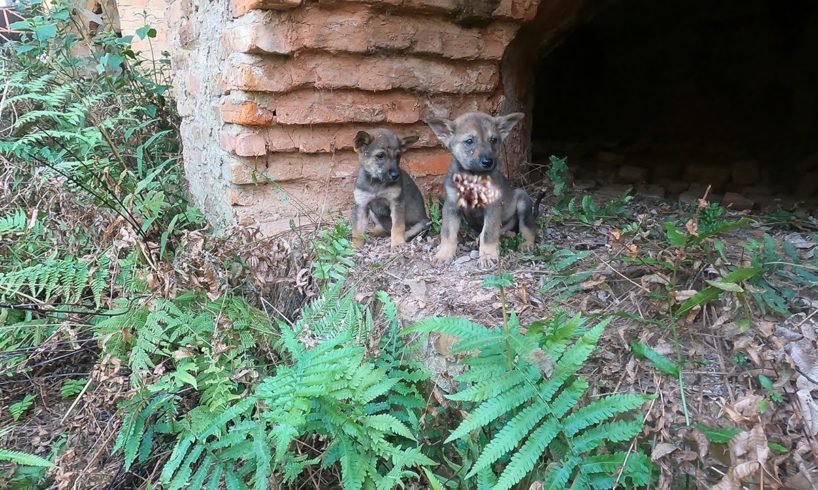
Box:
left=464, top=137, right=474, bottom=145
left=489, top=136, right=498, bottom=144
left=375, top=152, right=385, bottom=160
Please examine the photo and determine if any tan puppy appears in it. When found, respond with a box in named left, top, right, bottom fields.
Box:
left=351, top=129, right=430, bottom=249
left=427, top=112, right=536, bottom=267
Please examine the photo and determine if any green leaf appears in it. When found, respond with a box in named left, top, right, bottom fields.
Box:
left=705, top=280, right=744, bottom=292
left=482, top=273, right=514, bottom=289
left=663, top=222, right=686, bottom=247
left=676, top=267, right=762, bottom=316
left=0, top=449, right=54, bottom=467
left=629, top=342, right=680, bottom=377
left=34, top=23, right=57, bottom=41
left=692, top=423, right=741, bottom=444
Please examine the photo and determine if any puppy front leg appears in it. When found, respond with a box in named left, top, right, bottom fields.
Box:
left=479, top=204, right=501, bottom=268
left=390, top=200, right=406, bottom=249
left=351, top=202, right=369, bottom=248
left=433, top=201, right=460, bottom=265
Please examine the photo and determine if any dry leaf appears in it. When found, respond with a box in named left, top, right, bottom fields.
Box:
left=651, top=442, right=678, bottom=461
left=685, top=218, right=699, bottom=237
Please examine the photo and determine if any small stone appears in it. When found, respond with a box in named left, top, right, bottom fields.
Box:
left=651, top=161, right=683, bottom=180
left=453, top=254, right=472, bottom=265
left=594, top=184, right=632, bottom=201
left=723, top=192, right=754, bottom=210
left=684, top=164, right=731, bottom=191
left=469, top=250, right=480, bottom=259
left=618, top=165, right=648, bottom=184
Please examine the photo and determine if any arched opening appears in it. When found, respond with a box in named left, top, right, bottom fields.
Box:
left=515, top=0, right=818, bottom=206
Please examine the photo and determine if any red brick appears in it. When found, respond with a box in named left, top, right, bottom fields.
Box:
left=224, top=8, right=519, bottom=61
left=403, top=150, right=451, bottom=176
left=220, top=130, right=267, bottom=156
left=231, top=0, right=301, bottom=18
left=220, top=89, right=500, bottom=126
left=224, top=53, right=499, bottom=94
left=220, top=123, right=438, bottom=154
left=220, top=100, right=275, bottom=126
left=493, top=0, right=539, bottom=21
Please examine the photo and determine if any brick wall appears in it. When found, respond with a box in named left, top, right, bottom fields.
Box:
left=170, top=0, right=544, bottom=234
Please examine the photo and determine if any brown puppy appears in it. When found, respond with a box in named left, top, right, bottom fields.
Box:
left=351, top=129, right=430, bottom=249
left=427, top=111, right=536, bottom=267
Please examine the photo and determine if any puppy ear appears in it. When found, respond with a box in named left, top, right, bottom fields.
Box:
left=399, top=134, right=419, bottom=150
left=426, top=118, right=456, bottom=146
left=353, top=131, right=373, bottom=152
left=495, top=112, right=524, bottom=140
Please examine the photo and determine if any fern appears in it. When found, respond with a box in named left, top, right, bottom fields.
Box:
left=409, top=313, right=654, bottom=490
left=9, top=394, right=35, bottom=421
left=0, top=449, right=54, bottom=468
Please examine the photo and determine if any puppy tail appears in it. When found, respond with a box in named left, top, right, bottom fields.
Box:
left=533, top=190, right=547, bottom=219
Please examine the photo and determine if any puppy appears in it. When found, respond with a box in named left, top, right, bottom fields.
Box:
left=351, top=129, right=430, bottom=249
left=426, top=111, right=537, bottom=267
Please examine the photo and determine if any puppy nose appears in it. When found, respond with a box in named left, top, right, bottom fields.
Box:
left=388, top=168, right=400, bottom=180
left=480, top=155, right=494, bottom=169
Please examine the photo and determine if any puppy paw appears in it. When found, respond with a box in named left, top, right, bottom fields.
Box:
left=519, top=241, right=535, bottom=252
left=433, top=249, right=455, bottom=265
left=390, top=236, right=406, bottom=250
left=478, top=254, right=498, bottom=269
left=352, top=236, right=364, bottom=249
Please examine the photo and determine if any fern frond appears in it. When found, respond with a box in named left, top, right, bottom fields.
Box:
left=445, top=383, right=539, bottom=443
left=493, top=418, right=561, bottom=490
left=403, top=316, right=491, bottom=339
left=0, top=449, right=54, bottom=467
left=562, top=394, right=651, bottom=437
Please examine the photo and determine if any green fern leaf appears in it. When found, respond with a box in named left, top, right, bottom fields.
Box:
left=465, top=398, right=551, bottom=478
left=364, top=414, right=415, bottom=441
left=0, top=449, right=54, bottom=467
left=446, top=383, right=538, bottom=443
left=206, top=463, right=224, bottom=490
left=167, top=442, right=204, bottom=490
left=493, top=417, right=561, bottom=490
left=543, top=455, right=581, bottom=490
left=571, top=418, right=643, bottom=453
left=447, top=366, right=536, bottom=403
left=562, top=394, right=651, bottom=437
left=252, top=422, right=271, bottom=490
left=188, top=454, right=214, bottom=489
left=403, top=316, right=491, bottom=339
left=159, top=434, right=195, bottom=484
left=225, top=469, right=249, bottom=490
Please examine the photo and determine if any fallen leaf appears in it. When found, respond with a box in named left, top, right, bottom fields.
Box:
left=651, top=442, right=678, bottom=461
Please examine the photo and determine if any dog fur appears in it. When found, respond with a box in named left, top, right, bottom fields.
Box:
left=351, top=128, right=430, bottom=249
left=426, top=111, right=537, bottom=267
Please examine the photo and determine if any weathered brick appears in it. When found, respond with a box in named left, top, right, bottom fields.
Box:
left=226, top=147, right=451, bottom=185
left=224, top=8, right=519, bottom=60
left=219, top=130, right=267, bottom=156
left=231, top=0, right=301, bottom=18
left=220, top=123, right=438, bottom=154
left=220, top=89, right=500, bottom=126
left=224, top=53, right=499, bottom=94
left=220, top=100, right=275, bottom=126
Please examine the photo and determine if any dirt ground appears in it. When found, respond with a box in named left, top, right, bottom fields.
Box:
left=349, top=192, right=818, bottom=489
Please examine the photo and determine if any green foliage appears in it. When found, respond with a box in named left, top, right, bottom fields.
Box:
left=692, top=423, right=741, bottom=444
left=565, top=192, right=633, bottom=226
left=539, top=247, right=595, bottom=301
left=312, top=221, right=356, bottom=285
left=545, top=155, right=570, bottom=203
left=112, top=288, right=433, bottom=489
left=9, top=394, right=36, bottom=421
left=744, top=233, right=818, bottom=316
left=629, top=342, right=680, bottom=378
left=0, top=449, right=54, bottom=468
left=427, top=195, right=444, bottom=235
left=60, top=379, right=88, bottom=399
left=406, top=312, right=654, bottom=490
